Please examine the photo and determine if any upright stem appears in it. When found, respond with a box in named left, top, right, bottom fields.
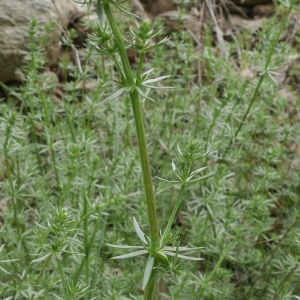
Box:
left=102, top=4, right=160, bottom=298
left=144, top=262, right=158, bottom=300
left=3, top=120, right=30, bottom=258
left=57, top=259, right=69, bottom=294
left=161, top=186, right=185, bottom=243
left=130, top=90, right=160, bottom=240
left=103, top=2, right=159, bottom=242
left=222, top=5, right=292, bottom=159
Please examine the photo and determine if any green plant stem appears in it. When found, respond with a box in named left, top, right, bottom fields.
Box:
left=198, top=239, right=235, bottom=298
left=40, top=96, right=61, bottom=202
left=222, top=5, right=292, bottom=159
left=161, top=186, right=185, bottom=243
left=103, top=3, right=134, bottom=86
left=272, top=262, right=298, bottom=300
left=83, top=191, right=89, bottom=283
left=144, top=261, right=158, bottom=300
left=63, top=99, right=77, bottom=143
left=27, top=36, right=44, bottom=176
left=245, top=215, right=300, bottom=297
left=223, top=75, right=264, bottom=159
left=206, top=205, right=216, bottom=239
left=161, top=159, right=195, bottom=243
left=112, top=65, right=120, bottom=157
left=103, top=4, right=160, bottom=298
left=137, top=51, right=145, bottom=79
left=3, top=122, right=29, bottom=256
left=57, top=258, right=69, bottom=294
left=103, top=2, right=159, bottom=242
left=90, top=216, right=107, bottom=299
left=28, top=30, right=61, bottom=198
left=37, top=253, right=53, bottom=285
left=130, top=90, right=159, bottom=240
left=27, top=95, right=44, bottom=175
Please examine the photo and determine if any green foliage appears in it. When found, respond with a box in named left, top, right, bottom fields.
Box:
left=0, top=0, right=300, bottom=299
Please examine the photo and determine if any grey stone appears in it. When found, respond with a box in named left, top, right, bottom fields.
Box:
left=231, top=0, right=273, bottom=7
left=0, top=0, right=85, bottom=83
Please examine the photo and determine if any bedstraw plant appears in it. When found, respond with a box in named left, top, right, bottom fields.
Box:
left=76, top=0, right=217, bottom=298
left=1, top=0, right=300, bottom=299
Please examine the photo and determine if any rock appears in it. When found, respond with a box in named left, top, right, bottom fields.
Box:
left=139, top=0, right=176, bottom=16
left=251, top=4, right=275, bottom=18
left=71, top=13, right=98, bottom=46
left=229, top=15, right=263, bottom=32
left=0, top=0, right=85, bottom=83
left=131, top=0, right=149, bottom=19
left=155, top=10, right=191, bottom=33
left=227, top=2, right=252, bottom=17
left=231, top=0, right=273, bottom=7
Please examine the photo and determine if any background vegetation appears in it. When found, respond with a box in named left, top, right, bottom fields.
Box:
left=0, top=0, right=300, bottom=299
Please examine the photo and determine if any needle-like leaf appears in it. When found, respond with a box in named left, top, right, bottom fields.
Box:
left=164, top=251, right=203, bottom=261
left=133, top=217, right=148, bottom=245
left=110, top=250, right=148, bottom=260
left=186, top=166, right=208, bottom=181
left=106, top=243, right=144, bottom=249
left=142, top=255, right=155, bottom=289
left=93, top=87, right=128, bottom=107
left=31, top=252, right=52, bottom=264
left=155, top=176, right=179, bottom=183
left=142, top=75, right=171, bottom=85
left=187, top=170, right=219, bottom=184
left=163, top=246, right=204, bottom=252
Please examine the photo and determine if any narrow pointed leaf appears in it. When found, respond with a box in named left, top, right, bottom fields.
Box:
left=96, top=2, right=105, bottom=26
left=31, top=252, right=52, bottom=263
left=188, top=166, right=208, bottom=177
left=142, top=68, right=155, bottom=77
left=187, top=166, right=209, bottom=181
left=129, top=26, right=137, bottom=37
left=110, top=250, right=148, bottom=260
left=0, top=265, right=11, bottom=275
left=187, top=170, right=218, bottom=184
left=142, top=256, right=155, bottom=289
left=154, top=250, right=169, bottom=265
left=193, top=150, right=211, bottom=161
left=163, top=246, right=204, bottom=252
left=155, top=176, right=179, bottom=183
left=133, top=217, right=148, bottom=244
left=171, top=161, right=176, bottom=173
left=113, top=2, right=140, bottom=19
left=177, top=143, right=183, bottom=156
left=172, top=163, right=183, bottom=181
left=93, top=87, right=127, bottom=107
left=0, top=259, right=19, bottom=263
left=176, top=254, right=203, bottom=261
left=136, top=87, right=155, bottom=102
left=143, top=75, right=171, bottom=84
left=145, top=37, right=170, bottom=51
left=106, top=243, right=143, bottom=249
left=164, top=251, right=203, bottom=261
left=34, top=221, right=47, bottom=230
left=141, top=84, right=173, bottom=90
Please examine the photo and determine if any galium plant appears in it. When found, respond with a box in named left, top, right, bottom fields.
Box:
left=31, top=207, right=96, bottom=300
left=1, top=0, right=300, bottom=298
left=0, top=227, right=19, bottom=275
left=74, top=0, right=217, bottom=298
left=107, top=139, right=217, bottom=292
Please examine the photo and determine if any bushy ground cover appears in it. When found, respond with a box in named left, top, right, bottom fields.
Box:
left=0, top=1, right=300, bottom=299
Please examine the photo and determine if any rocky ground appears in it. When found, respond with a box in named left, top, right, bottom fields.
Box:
left=0, top=0, right=299, bottom=98
left=0, top=1, right=289, bottom=78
